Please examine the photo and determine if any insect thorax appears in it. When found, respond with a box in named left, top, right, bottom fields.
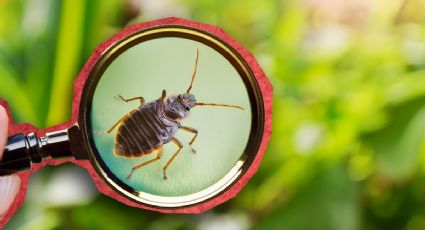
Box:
left=164, top=96, right=192, bottom=120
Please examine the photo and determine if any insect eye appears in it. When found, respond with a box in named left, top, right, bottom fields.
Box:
left=186, top=107, right=190, bottom=111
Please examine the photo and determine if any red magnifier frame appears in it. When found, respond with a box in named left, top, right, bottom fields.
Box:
left=0, top=17, right=272, bottom=226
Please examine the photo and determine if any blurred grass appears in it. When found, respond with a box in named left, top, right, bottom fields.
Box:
left=1, top=0, right=425, bottom=229
left=46, top=0, right=85, bottom=125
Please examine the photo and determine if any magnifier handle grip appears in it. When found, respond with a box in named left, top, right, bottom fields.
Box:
left=0, top=133, right=34, bottom=175
left=0, top=130, right=72, bottom=176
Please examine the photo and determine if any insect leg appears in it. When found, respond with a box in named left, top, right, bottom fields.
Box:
left=161, top=90, right=167, bottom=101
left=127, top=147, right=163, bottom=180
left=107, top=114, right=129, bottom=133
left=116, top=95, right=145, bottom=105
left=163, top=138, right=183, bottom=180
left=180, top=126, right=198, bottom=153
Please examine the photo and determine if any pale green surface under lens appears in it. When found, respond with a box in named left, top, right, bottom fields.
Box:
left=91, top=38, right=252, bottom=197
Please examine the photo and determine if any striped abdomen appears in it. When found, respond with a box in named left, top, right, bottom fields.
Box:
left=114, top=101, right=178, bottom=158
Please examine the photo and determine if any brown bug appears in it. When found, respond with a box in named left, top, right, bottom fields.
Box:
left=107, top=49, right=245, bottom=180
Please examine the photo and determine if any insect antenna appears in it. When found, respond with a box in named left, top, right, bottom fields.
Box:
left=195, top=102, right=246, bottom=111
left=186, top=48, right=199, bottom=93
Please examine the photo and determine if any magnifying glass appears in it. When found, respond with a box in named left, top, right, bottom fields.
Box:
left=0, top=18, right=272, bottom=213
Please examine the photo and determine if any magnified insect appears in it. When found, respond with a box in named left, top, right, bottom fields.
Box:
left=106, top=49, right=245, bottom=180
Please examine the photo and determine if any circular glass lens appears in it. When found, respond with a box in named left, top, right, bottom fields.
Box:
left=81, top=27, right=263, bottom=207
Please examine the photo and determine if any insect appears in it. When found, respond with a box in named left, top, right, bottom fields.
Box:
left=107, top=49, right=245, bottom=180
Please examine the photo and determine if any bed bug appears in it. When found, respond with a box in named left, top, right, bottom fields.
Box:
left=107, top=49, right=245, bottom=180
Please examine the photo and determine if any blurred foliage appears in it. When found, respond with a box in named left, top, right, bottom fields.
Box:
left=1, top=0, right=425, bottom=229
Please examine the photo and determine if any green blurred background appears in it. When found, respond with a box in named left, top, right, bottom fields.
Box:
left=1, top=0, right=425, bottom=229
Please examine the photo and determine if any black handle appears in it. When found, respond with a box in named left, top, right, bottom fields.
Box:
left=0, top=133, right=33, bottom=175
left=0, top=130, right=72, bottom=176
